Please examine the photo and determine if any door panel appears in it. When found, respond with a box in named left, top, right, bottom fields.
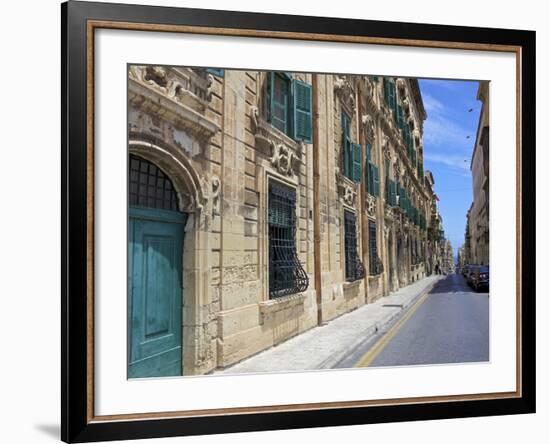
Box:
left=128, top=207, right=186, bottom=379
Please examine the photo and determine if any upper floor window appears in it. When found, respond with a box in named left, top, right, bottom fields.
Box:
left=385, top=157, right=397, bottom=206
left=366, top=143, right=380, bottom=197
left=266, top=72, right=313, bottom=143
left=383, top=77, right=397, bottom=120
left=341, top=112, right=362, bottom=182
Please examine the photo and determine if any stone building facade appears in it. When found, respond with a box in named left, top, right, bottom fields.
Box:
left=126, top=66, right=442, bottom=378
left=464, top=81, right=489, bottom=266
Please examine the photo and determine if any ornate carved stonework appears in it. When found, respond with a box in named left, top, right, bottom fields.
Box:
left=364, top=76, right=375, bottom=99
left=334, top=75, right=356, bottom=113
left=210, top=175, right=221, bottom=215
left=337, top=173, right=358, bottom=206
left=362, top=113, right=376, bottom=141
left=396, top=78, right=406, bottom=94
left=381, top=135, right=391, bottom=158
left=402, top=96, right=411, bottom=114
left=385, top=204, right=394, bottom=220
left=250, top=105, right=259, bottom=132
left=254, top=118, right=302, bottom=177
left=270, top=141, right=298, bottom=176
left=366, top=193, right=377, bottom=217
left=130, top=65, right=213, bottom=112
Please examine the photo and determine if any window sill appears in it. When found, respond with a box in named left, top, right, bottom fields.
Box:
left=259, top=292, right=307, bottom=315
left=343, top=279, right=363, bottom=289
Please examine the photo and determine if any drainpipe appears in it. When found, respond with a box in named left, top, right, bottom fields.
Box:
left=312, top=74, right=323, bottom=326
left=357, top=79, right=369, bottom=305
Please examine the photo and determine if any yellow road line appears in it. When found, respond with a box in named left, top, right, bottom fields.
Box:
left=353, top=281, right=437, bottom=368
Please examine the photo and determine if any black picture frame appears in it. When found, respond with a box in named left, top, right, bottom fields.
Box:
left=61, top=1, right=536, bottom=442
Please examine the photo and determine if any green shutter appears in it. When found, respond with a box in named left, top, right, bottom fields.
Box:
left=351, top=143, right=362, bottom=183
left=383, top=78, right=389, bottom=105
left=270, top=73, right=290, bottom=135
left=397, top=105, right=404, bottom=130
left=342, top=113, right=350, bottom=178
left=388, top=80, right=396, bottom=115
left=292, top=79, right=313, bottom=143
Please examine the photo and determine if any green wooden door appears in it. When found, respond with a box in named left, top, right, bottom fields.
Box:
left=128, top=206, right=186, bottom=379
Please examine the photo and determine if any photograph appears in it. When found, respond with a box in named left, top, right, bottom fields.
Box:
left=127, top=66, right=490, bottom=378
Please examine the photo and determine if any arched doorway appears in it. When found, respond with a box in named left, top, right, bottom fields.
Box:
left=128, top=155, right=187, bottom=378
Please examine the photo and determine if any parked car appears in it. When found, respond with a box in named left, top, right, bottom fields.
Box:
left=465, top=264, right=480, bottom=286
left=470, top=265, right=489, bottom=292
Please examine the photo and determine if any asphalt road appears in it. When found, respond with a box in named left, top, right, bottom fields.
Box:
left=339, top=273, right=489, bottom=368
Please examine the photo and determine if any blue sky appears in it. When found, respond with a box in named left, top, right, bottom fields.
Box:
left=418, top=79, right=482, bottom=258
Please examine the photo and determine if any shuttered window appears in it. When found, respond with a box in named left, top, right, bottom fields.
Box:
left=292, top=79, right=313, bottom=142
left=342, top=112, right=352, bottom=180
left=386, top=178, right=397, bottom=207
left=269, top=72, right=291, bottom=135
left=267, top=73, right=313, bottom=143
left=268, top=181, right=309, bottom=298
left=344, top=211, right=365, bottom=282
left=366, top=143, right=380, bottom=197
left=383, top=77, right=397, bottom=121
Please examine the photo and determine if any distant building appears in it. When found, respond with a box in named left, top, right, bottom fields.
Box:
left=468, top=81, right=489, bottom=265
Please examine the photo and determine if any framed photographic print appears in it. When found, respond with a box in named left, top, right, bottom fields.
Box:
left=61, top=1, right=536, bottom=442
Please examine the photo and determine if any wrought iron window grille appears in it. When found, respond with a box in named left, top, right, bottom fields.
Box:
left=268, top=181, right=309, bottom=298
left=368, top=219, right=383, bottom=276
left=344, top=211, right=366, bottom=282
left=129, top=155, right=179, bottom=210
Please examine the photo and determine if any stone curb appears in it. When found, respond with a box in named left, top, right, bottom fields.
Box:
left=313, top=276, right=444, bottom=369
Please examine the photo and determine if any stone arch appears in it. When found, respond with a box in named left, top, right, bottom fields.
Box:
left=129, top=138, right=208, bottom=213
left=128, top=136, right=214, bottom=375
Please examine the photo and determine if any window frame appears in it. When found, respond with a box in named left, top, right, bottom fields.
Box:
left=267, top=179, right=309, bottom=299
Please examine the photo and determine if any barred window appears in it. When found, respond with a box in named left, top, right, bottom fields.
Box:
left=268, top=181, right=309, bottom=298
left=369, top=220, right=383, bottom=275
left=344, top=211, right=365, bottom=282
left=129, top=155, right=179, bottom=210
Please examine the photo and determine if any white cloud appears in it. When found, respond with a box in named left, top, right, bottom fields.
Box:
left=422, top=92, right=445, bottom=114
left=424, top=153, right=471, bottom=172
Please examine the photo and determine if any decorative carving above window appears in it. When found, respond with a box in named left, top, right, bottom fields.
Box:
left=381, top=135, right=391, bottom=158
left=334, top=75, right=356, bottom=113
left=396, top=78, right=406, bottom=94
left=270, top=142, right=298, bottom=176
left=129, top=65, right=213, bottom=114
left=254, top=117, right=302, bottom=177
left=129, top=66, right=219, bottom=142
left=364, top=76, right=375, bottom=99
left=337, top=173, right=358, bottom=206
left=366, top=193, right=377, bottom=217
left=362, top=113, right=376, bottom=141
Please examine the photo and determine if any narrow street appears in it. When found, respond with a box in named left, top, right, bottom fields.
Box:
left=338, top=273, right=489, bottom=368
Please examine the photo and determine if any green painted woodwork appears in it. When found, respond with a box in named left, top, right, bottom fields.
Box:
left=128, top=206, right=186, bottom=379
left=270, top=72, right=291, bottom=135
left=351, top=143, right=363, bottom=183
left=292, top=79, right=313, bottom=143
left=341, top=112, right=352, bottom=179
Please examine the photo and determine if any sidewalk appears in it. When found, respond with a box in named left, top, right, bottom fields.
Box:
left=216, top=275, right=444, bottom=375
